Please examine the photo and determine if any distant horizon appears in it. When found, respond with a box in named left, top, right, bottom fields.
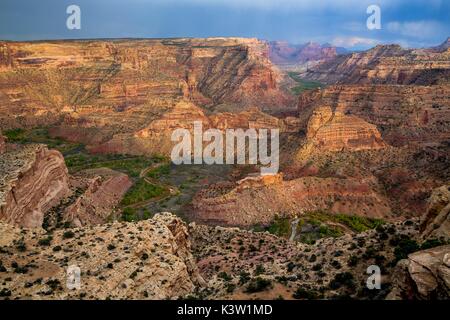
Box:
left=1, top=0, right=449, bottom=51
left=0, top=35, right=448, bottom=52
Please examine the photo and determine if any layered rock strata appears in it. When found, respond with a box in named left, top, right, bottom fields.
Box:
left=301, top=43, right=450, bottom=85
left=0, top=144, right=70, bottom=228
left=300, top=106, right=385, bottom=156
left=191, top=175, right=391, bottom=226
left=298, top=85, right=450, bottom=146
left=64, top=168, right=133, bottom=227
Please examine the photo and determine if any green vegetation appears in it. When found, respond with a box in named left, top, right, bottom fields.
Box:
left=38, top=236, right=53, bottom=246
left=266, top=216, right=291, bottom=237
left=329, top=272, right=355, bottom=290
left=288, top=72, right=324, bottom=95
left=334, top=214, right=385, bottom=232
left=65, top=153, right=155, bottom=177
left=147, top=164, right=171, bottom=179
left=3, top=128, right=26, bottom=141
left=293, top=287, right=319, bottom=300
left=3, top=128, right=82, bottom=154
left=62, top=230, right=75, bottom=239
left=259, top=211, right=385, bottom=244
left=245, top=277, right=272, bottom=293
left=121, top=180, right=165, bottom=206
left=393, top=238, right=420, bottom=262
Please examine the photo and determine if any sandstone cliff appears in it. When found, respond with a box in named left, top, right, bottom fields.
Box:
left=190, top=174, right=391, bottom=226
left=63, top=168, right=133, bottom=227
left=269, top=41, right=344, bottom=70
left=387, top=245, right=450, bottom=300
left=0, top=144, right=70, bottom=228
left=0, top=38, right=291, bottom=128
left=300, top=106, right=385, bottom=156
left=420, top=185, right=450, bottom=240
left=298, top=85, right=450, bottom=146
left=301, top=43, right=450, bottom=85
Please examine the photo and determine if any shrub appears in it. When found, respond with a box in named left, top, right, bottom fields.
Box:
left=245, top=277, right=272, bottom=293
left=38, top=236, right=53, bottom=246
left=218, top=272, right=232, bottom=282
left=122, top=207, right=137, bottom=222
left=254, top=264, right=265, bottom=276
left=329, top=272, right=355, bottom=290
left=121, top=180, right=165, bottom=206
left=62, top=230, right=75, bottom=239
left=394, top=238, right=419, bottom=262
left=239, top=271, right=250, bottom=285
left=420, top=238, right=448, bottom=250
left=293, top=287, right=318, bottom=299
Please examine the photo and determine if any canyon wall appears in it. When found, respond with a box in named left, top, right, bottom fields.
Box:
left=300, top=105, right=385, bottom=156
left=0, top=144, right=70, bottom=228
left=301, top=43, right=450, bottom=85
left=64, top=168, right=133, bottom=227
left=191, top=174, right=391, bottom=226
left=269, top=41, right=345, bottom=70
left=0, top=38, right=292, bottom=155
left=298, top=85, right=450, bottom=146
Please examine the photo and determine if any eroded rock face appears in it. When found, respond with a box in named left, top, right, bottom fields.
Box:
left=0, top=38, right=292, bottom=139
left=301, top=44, right=450, bottom=85
left=0, top=212, right=204, bottom=299
left=302, top=106, right=385, bottom=155
left=64, top=168, right=133, bottom=227
left=298, top=85, right=450, bottom=146
left=191, top=175, right=391, bottom=226
left=387, top=245, right=450, bottom=300
left=0, top=144, right=70, bottom=228
left=86, top=102, right=290, bottom=156
left=420, top=185, right=450, bottom=240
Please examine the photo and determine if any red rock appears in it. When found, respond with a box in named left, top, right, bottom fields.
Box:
left=0, top=144, right=70, bottom=228
left=64, top=168, right=133, bottom=227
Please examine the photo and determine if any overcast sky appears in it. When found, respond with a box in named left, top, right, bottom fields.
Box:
left=0, top=0, right=448, bottom=49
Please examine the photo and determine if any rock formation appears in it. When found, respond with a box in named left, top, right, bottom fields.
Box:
left=298, top=85, right=450, bottom=146
left=269, top=41, right=346, bottom=70
left=191, top=174, right=391, bottom=226
left=63, top=168, right=133, bottom=227
left=301, top=106, right=385, bottom=155
left=0, top=144, right=70, bottom=228
left=301, top=44, right=450, bottom=85
left=0, top=212, right=203, bottom=299
left=387, top=245, right=450, bottom=300
left=420, top=185, right=450, bottom=240
left=0, top=38, right=291, bottom=130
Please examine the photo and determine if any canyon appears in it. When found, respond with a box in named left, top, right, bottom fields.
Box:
left=300, top=39, right=450, bottom=85
left=0, top=37, right=448, bottom=300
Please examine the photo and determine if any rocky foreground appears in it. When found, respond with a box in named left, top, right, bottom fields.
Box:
left=0, top=209, right=448, bottom=300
